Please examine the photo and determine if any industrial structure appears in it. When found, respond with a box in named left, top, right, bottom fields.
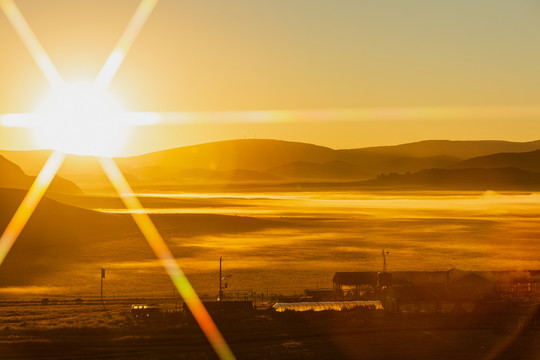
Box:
left=333, top=268, right=540, bottom=314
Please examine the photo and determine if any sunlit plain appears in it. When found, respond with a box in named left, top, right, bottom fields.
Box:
left=3, top=190, right=539, bottom=299
left=1, top=1, right=540, bottom=359
left=0, top=0, right=236, bottom=359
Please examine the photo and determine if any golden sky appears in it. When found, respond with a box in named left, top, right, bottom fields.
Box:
left=1, top=0, right=540, bottom=155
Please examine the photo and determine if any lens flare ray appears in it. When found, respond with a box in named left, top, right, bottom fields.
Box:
left=0, top=151, right=65, bottom=266
left=5, top=105, right=540, bottom=130
left=0, top=1, right=237, bottom=358
left=147, top=105, right=540, bottom=125
left=95, top=0, right=159, bottom=90
left=0, top=0, right=63, bottom=88
left=98, top=157, right=236, bottom=360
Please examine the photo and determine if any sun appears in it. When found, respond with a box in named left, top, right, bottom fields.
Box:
left=31, top=82, right=130, bottom=157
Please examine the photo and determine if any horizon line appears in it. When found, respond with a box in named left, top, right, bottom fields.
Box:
left=0, top=136, right=539, bottom=158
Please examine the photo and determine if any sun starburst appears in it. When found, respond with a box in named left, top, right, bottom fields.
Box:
left=0, top=1, right=235, bottom=359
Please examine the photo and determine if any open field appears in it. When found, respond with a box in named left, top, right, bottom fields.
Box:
left=0, top=299, right=539, bottom=359
left=2, top=0, right=540, bottom=357
left=1, top=190, right=539, bottom=300
left=2, top=188, right=540, bottom=359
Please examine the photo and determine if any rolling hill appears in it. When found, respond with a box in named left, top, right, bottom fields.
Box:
left=115, top=139, right=540, bottom=182
left=116, top=139, right=338, bottom=173
left=0, top=150, right=139, bottom=189
left=358, top=167, right=540, bottom=190
left=168, top=168, right=281, bottom=183
left=268, top=160, right=372, bottom=180
left=451, top=149, right=540, bottom=173
left=0, top=155, right=81, bottom=194
left=342, top=139, right=540, bottom=159
left=212, top=167, right=540, bottom=191
left=0, top=149, right=53, bottom=175
left=0, top=154, right=27, bottom=185
left=377, top=155, right=460, bottom=174
left=3, top=139, right=540, bottom=186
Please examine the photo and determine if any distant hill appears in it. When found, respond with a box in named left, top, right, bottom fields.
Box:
left=117, top=139, right=540, bottom=177
left=169, top=168, right=281, bottom=183
left=375, top=155, right=461, bottom=174
left=358, top=167, right=540, bottom=190
left=451, top=149, right=540, bottom=173
left=0, top=150, right=102, bottom=175
left=342, top=139, right=540, bottom=159
left=117, top=139, right=338, bottom=173
left=0, top=150, right=138, bottom=188
left=205, top=167, right=540, bottom=191
left=268, top=160, right=372, bottom=180
left=4, top=139, right=540, bottom=185
left=0, top=154, right=27, bottom=185
left=0, top=155, right=81, bottom=194
left=0, top=149, right=53, bottom=175
left=115, top=139, right=504, bottom=182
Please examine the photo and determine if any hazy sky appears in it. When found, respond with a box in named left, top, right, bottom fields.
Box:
left=1, top=0, right=540, bottom=155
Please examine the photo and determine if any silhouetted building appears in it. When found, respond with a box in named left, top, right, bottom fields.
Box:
left=333, top=272, right=378, bottom=297
left=333, top=269, right=540, bottom=305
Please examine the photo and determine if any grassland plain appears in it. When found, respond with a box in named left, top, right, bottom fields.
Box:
left=0, top=299, right=539, bottom=359
left=1, top=189, right=540, bottom=359
left=1, top=190, right=539, bottom=299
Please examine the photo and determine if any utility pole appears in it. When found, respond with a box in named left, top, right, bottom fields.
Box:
left=382, top=249, right=389, bottom=273
left=219, top=257, right=223, bottom=302
left=100, top=267, right=105, bottom=303
left=218, top=257, right=232, bottom=302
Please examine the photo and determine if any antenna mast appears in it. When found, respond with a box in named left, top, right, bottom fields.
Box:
left=382, top=249, right=388, bottom=273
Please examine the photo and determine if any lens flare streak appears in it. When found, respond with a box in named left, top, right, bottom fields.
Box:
left=0, top=151, right=65, bottom=266
left=150, top=106, right=540, bottom=125
left=1, top=0, right=237, bottom=358
left=98, top=157, right=236, bottom=360
left=4, top=105, right=540, bottom=130
left=95, top=0, right=159, bottom=90
left=0, top=0, right=63, bottom=88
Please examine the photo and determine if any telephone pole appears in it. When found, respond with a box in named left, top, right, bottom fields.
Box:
left=219, top=257, right=223, bottom=302
left=100, top=267, right=105, bottom=303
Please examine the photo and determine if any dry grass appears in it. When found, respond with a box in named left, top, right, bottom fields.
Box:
left=0, top=301, right=538, bottom=359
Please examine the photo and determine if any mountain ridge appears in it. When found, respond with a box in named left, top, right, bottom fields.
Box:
left=2, top=139, right=540, bottom=186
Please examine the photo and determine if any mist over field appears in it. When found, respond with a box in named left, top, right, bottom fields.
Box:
left=2, top=189, right=539, bottom=300
left=4, top=1, right=540, bottom=358
left=1, top=139, right=540, bottom=303
left=1, top=140, right=540, bottom=360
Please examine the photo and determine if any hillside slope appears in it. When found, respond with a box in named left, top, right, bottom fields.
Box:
left=451, top=149, right=540, bottom=173
left=358, top=167, right=540, bottom=190
left=0, top=155, right=81, bottom=194
left=341, top=139, right=540, bottom=159
left=0, top=188, right=282, bottom=287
